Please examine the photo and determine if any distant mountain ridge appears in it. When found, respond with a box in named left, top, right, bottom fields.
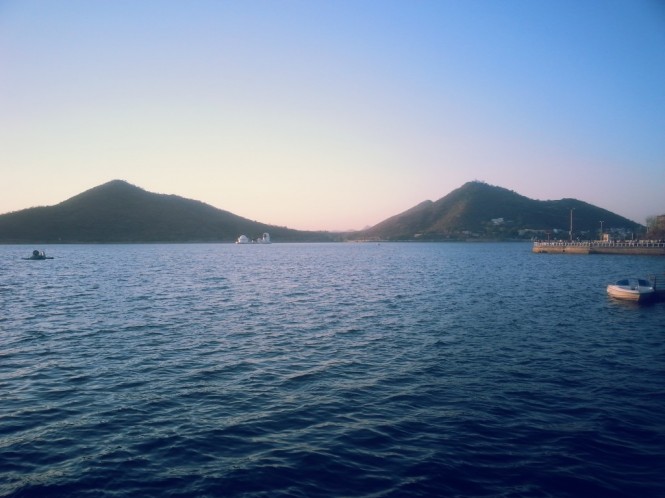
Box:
left=0, top=180, right=645, bottom=243
left=0, top=180, right=334, bottom=243
left=353, top=181, right=643, bottom=241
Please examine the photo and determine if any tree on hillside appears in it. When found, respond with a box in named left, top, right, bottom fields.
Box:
left=646, top=215, right=665, bottom=239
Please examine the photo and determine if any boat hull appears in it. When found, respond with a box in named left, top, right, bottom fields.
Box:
left=606, top=285, right=654, bottom=302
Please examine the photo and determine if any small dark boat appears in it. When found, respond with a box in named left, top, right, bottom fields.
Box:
left=23, top=250, right=54, bottom=260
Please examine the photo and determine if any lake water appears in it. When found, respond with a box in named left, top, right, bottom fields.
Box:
left=2, top=243, right=665, bottom=497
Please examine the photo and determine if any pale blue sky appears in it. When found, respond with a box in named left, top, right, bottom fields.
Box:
left=1, top=0, right=664, bottom=230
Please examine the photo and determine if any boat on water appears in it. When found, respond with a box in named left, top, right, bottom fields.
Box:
left=256, top=233, right=271, bottom=244
left=236, top=233, right=271, bottom=244
left=606, top=278, right=655, bottom=302
left=23, top=250, right=54, bottom=260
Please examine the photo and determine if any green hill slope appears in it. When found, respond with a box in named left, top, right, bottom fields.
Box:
left=354, top=181, right=642, bottom=241
left=0, top=180, right=334, bottom=243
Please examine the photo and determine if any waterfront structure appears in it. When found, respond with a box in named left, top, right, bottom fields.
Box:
left=533, top=240, right=665, bottom=255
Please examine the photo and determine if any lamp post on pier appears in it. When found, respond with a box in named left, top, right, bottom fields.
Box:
left=599, top=220, right=604, bottom=241
left=569, top=208, right=574, bottom=242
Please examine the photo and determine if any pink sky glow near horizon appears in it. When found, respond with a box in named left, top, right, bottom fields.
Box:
left=1, top=1, right=664, bottom=231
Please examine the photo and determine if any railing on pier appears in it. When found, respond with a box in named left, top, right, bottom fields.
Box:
left=533, top=240, right=665, bottom=249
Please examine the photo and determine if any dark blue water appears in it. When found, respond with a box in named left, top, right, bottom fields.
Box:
left=2, top=243, right=665, bottom=497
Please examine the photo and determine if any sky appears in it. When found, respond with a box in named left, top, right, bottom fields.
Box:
left=1, top=0, right=664, bottom=231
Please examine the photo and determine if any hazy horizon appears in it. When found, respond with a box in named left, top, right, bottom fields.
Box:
left=2, top=1, right=664, bottom=230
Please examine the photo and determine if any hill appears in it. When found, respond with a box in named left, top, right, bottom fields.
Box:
left=352, top=181, right=643, bottom=241
left=0, top=180, right=335, bottom=243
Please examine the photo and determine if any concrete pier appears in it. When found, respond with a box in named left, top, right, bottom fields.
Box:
left=533, top=241, right=665, bottom=256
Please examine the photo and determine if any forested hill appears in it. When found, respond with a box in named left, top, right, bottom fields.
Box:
left=1, top=180, right=646, bottom=243
left=352, top=181, right=643, bottom=241
left=0, top=180, right=335, bottom=243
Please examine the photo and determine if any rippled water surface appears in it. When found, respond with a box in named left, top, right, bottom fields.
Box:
left=2, top=243, right=665, bottom=497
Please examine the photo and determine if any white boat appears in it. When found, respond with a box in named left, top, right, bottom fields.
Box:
left=236, top=233, right=271, bottom=244
left=256, top=233, right=271, bottom=244
left=606, top=278, right=655, bottom=302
